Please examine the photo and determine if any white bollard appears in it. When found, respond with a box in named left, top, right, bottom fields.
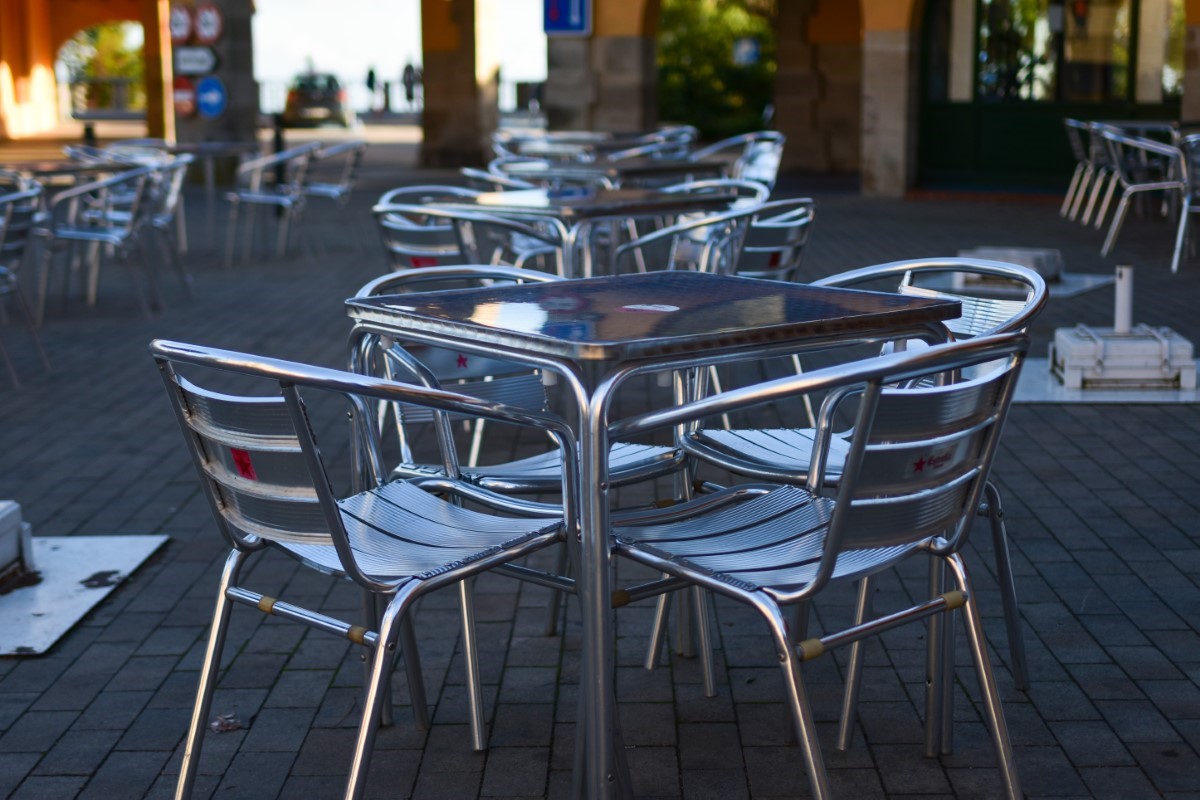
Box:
left=1114, top=265, right=1133, bottom=335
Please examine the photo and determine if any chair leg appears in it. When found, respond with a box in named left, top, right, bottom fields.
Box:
left=35, top=245, right=54, bottom=327
left=361, top=590, right=393, bottom=729
left=1060, top=164, right=1084, bottom=217
left=944, top=554, right=1023, bottom=800
left=161, top=229, right=193, bottom=299
left=458, top=579, right=488, bottom=751
left=984, top=482, right=1029, bottom=691
left=0, top=333, right=19, bottom=387
left=644, top=582, right=673, bottom=671
left=12, top=282, right=50, bottom=372
left=835, top=577, right=873, bottom=751
left=1081, top=169, right=1108, bottom=226
left=1172, top=198, right=1191, bottom=274
left=398, top=613, right=429, bottom=730
left=345, top=582, right=420, bottom=800
left=275, top=209, right=291, bottom=258
left=224, top=200, right=240, bottom=268
left=242, top=204, right=258, bottom=262
left=692, top=585, right=717, bottom=698
left=1094, top=174, right=1121, bottom=231
left=763, top=602, right=832, bottom=800
left=542, top=543, right=570, bottom=636
left=1069, top=166, right=1093, bottom=221
left=176, top=549, right=248, bottom=800
left=1101, top=192, right=1134, bottom=256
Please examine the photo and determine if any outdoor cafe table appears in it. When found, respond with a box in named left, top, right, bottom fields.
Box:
left=345, top=271, right=962, bottom=799
left=426, top=186, right=739, bottom=278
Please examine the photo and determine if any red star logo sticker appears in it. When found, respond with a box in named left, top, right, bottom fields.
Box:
left=913, top=457, right=926, bottom=473
left=456, top=354, right=468, bottom=368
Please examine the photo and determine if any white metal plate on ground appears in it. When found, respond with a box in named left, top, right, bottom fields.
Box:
left=0, top=536, right=168, bottom=656
left=926, top=271, right=1114, bottom=299
left=1015, top=358, right=1200, bottom=403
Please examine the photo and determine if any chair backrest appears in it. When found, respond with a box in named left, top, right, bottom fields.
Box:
left=812, top=257, right=1047, bottom=340
left=0, top=184, right=44, bottom=270
left=691, top=131, right=786, bottom=188
left=662, top=177, right=771, bottom=203
left=1063, top=118, right=1089, bottom=163
left=1099, top=126, right=1185, bottom=191
left=152, top=338, right=571, bottom=590
left=44, top=165, right=156, bottom=238
left=352, top=266, right=561, bottom=469
left=236, top=142, right=320, bottom=194
left=373, top=186, right=480, bottom=269
left=1180, top=133, right=1200, bottom=199
left=612, top=202, right=760, bottom=275
left=148, top=155, right=194, bottom=224
left=379, top=204, right=566, bottom=276
left=819, top=337, right=1026, bottom=571
left=612, top=334, right=1028, bottom=600
left=736, top=197, right=815, bottom=282
left=309, top=140, right=367, bottom=200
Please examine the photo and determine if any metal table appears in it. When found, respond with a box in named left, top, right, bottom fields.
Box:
left=429, top=186, right=738, bottom=278
left=0, top=160, right=117, bottom=183
left=346, top=271, right=961, bottom=799
left=165, top=141, right=261, bottom=243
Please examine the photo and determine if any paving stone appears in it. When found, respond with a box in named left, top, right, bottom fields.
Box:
left=0, top=710, right=78, bottom=753
left=479, top=747, right=549, bottom=797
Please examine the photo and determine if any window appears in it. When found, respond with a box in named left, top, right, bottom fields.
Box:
left=960, top=0, right=1182, bottom=103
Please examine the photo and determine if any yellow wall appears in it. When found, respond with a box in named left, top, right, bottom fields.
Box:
left=861, top=0, right=917, bottom=31
left=50, top=0, right=141, bottom=54
left=595, top=0, right=654, bottom=37
left=0, top=0, right=57, bottom=138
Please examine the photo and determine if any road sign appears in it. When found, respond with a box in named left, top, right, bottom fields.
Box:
left=174, top=46, right=219, bottom=76
left=194, top=3, right=225, bottom=45
left=196, top=75, right=227, bottom=119
left=544, top=0, right=591, bottom=36
left=173, top=77, right=197, bottom=118
left=169, top=6, right=192, bottom=45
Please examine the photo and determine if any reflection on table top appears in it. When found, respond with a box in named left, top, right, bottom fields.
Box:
left=0, top=160, right=118, bottom=178
left=346, top=272, right=962, bottom=362
left=432, top=187, right=739, bottom=222
left=500, top=156, right=727, bottom=180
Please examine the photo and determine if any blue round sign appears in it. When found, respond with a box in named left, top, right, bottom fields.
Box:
left=196, top=75, right=227, bottom=119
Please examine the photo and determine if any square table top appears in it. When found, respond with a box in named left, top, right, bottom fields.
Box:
left=433, top=187, right=739, bottom=223
left=346, top=272, right=962, bottom=362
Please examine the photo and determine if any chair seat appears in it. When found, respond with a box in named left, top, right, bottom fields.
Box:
left=42, top=225, right=134, bottom=246
left=688, top=428, right=849, bottom=481
left=227, top=190, right=302, bottom=208
left=389, top=441, right=682, bottom=492
left=305, top=182, right=348, bottom=200
left=614, top=485, right=920, bottom=591
left=280, top=480, right=561, bottom=580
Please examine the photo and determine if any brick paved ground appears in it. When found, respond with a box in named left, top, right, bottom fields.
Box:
left=1, top=143, right=1198, bottom=798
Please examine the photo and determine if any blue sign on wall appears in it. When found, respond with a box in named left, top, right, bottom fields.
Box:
left=544, top=0, right=591, bottom=36
left=196, top=75, right=227, bottom=119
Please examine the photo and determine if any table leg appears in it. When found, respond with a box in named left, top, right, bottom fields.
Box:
left=205, top=156, right=217, bottom=249
left=579, top=370, right=633, bottom=800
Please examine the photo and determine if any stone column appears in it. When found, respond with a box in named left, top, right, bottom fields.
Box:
left=859, top=0, right=919, bottom=197
left=420, top=0, right=501, bottom=166
left=173, top=0, right=257, bottom=144
left=774, top=0, right=861, bottom=173
left=140, top=0, right=175, bottom=140
left=543, top=0, right=657, bottom=132
left=0, top=0, right=58, bottom=139
left=1183, top=26, right=1200, bottom=120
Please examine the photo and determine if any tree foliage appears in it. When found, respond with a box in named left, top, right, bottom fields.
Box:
left=657, top=0, right=776, bottom=140
left=59, top=22, right=145, bottom=111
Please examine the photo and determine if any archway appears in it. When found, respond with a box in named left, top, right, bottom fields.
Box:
left=56, top=21, right=146, bottom=125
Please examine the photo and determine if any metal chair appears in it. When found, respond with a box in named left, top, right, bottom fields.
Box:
left=0, top=184, right=50, bottom=385
left=690, top=130, right=786, bottom=189
left=152, top=339, right=569, bottom=800
left=373, top=185, right=479, bottom=270
left=32, top=165, right=160, bottom=324
left=613, top=333, right=1030, bottom=800
left=675, top=258, right=1046, bottom=705
left=611, top=202, right=760, bottom=275
left=376, top=203, right=568, bottom=276
left=224, top=142, right=320, bottom=266
left=303, top=140, right=368, bottom=206
left=736, top=197, right=815, bottom=282
left=1098, top=129, right=1186, bottom=259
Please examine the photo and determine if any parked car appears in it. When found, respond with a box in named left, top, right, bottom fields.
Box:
left=282, top=73, right=355, bottom=128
